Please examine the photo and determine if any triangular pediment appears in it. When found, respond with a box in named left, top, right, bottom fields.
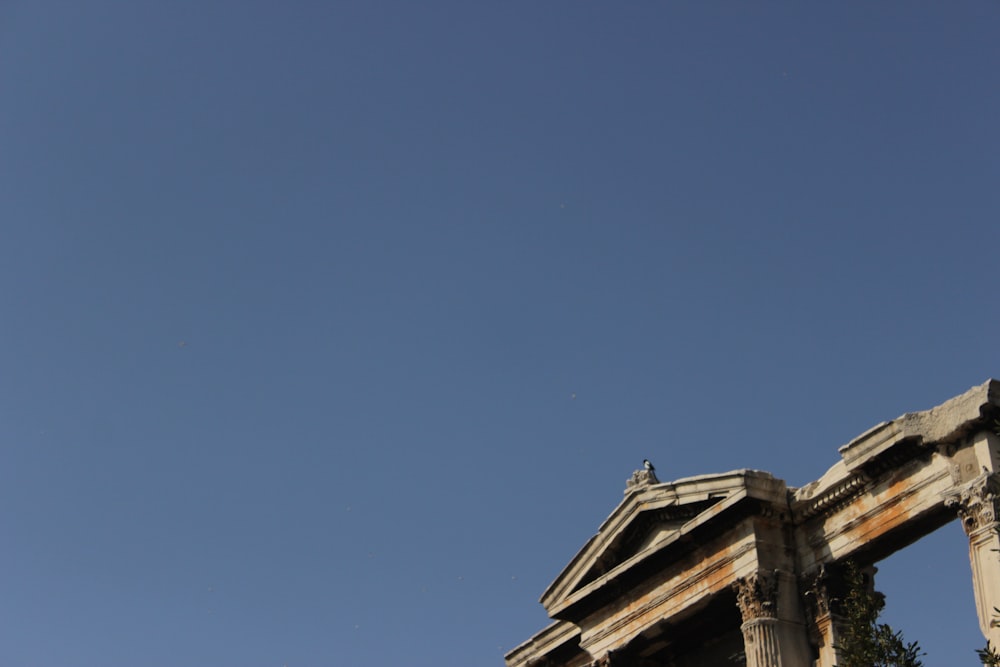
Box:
left=540, top=470, right=765, bottom=618
left=574, top=497, right=719, bottom=589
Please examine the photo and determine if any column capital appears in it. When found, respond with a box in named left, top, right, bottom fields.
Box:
left=802, top=564, right=853, bottom=667
left=803, top=563, right=848, bottom=621
left=945, top=472, right=1000, bottom=536
left=734, top=570, right=779, bottom=622
left=946, top=472, right=1000, bottom=644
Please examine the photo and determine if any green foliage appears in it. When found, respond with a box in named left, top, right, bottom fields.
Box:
left=977, top=637, right=1000, bottom=666
left=978, top=597, right=1000, bottom=665
left=834, top=561, right=923, bottom=667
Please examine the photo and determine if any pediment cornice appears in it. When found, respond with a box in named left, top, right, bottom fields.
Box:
left=539, top=469, right=786, bottom=618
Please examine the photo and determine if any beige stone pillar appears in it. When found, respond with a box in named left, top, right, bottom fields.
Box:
left=735, top=571, right=784, bottom=667
left=946, top=472, right=1000, bottom=649
left=811, top=614, right=841, bottom=667
left=803, top=564, right=850, bottom=667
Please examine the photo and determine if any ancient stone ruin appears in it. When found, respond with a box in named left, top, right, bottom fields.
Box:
left=505, top=380, right=1000, bottom=667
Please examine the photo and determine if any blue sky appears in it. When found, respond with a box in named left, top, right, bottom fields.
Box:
left=1, top=2, right=998, bottom=665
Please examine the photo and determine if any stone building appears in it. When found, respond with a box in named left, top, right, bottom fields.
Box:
left=505, top=380, right=1000, bottom=667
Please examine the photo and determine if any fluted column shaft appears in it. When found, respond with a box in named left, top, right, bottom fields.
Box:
left=741, top=616, right=783, bottom=667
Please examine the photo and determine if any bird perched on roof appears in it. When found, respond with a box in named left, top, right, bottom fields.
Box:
left=643, top=459, right=655, bottom=473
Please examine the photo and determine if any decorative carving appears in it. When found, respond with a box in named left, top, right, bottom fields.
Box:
left=733, top=570, right=778, bottom=622
left=801, top=563, right=852, bottom=658
left=945, top=472, right=1000, bottom=535
left=803, top=564, right=846, bottom=621
left=625, top=468, right=660, bottom=493
left=858, top=437, right=929, bottom=479
left=798, top=473, right=867, bottom=520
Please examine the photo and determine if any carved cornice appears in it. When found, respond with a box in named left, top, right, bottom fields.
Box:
left=798, top=474, right=867, bottom=521
left=857, top=437, right=929, bottom=479
left=945, top=472, right=1000, bottom=535
left=733, top=570, right=778, bottom=622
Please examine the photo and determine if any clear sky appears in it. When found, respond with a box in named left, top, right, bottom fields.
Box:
left=1, top=2, right=998, bottom=666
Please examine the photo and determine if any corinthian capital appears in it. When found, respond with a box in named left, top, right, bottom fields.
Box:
left=804, top=563, right=846, bottom=620
left=945, top=472, right=1000, bottom=535
left=733, top=570, right=779, bottom=622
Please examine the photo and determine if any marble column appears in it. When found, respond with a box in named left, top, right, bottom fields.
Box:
left=735, top=571, right=783, bottom=667
left=946, top=472, right=1000, bottom=649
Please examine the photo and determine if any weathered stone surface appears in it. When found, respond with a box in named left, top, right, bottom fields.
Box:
left=802, top=564, right=848, bottom=667
left=624, top=468, right=659, bottom=493
left=506, top=381, right=1000, bottom=667
left=946, top=469, right=1000, bottom=646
